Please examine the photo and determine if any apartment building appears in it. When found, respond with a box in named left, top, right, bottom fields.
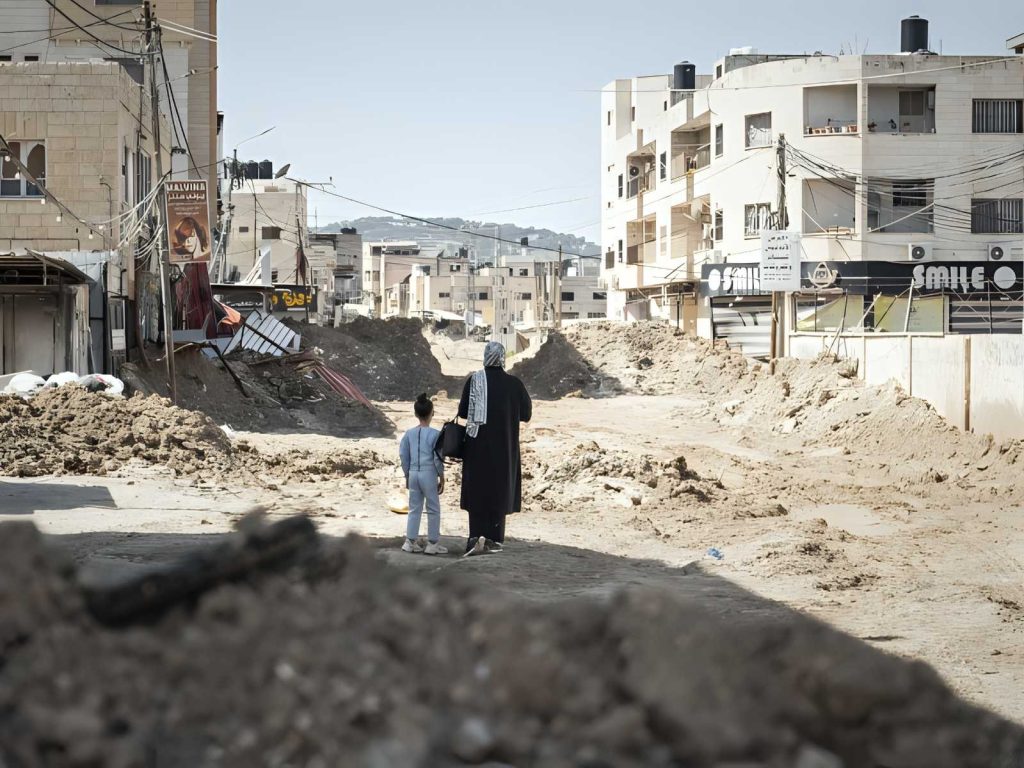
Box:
left=1, top=1, right=219, bottom=220
left=602, top=17, right=1024, bottom=356
left=226, top=175, right=307, bottom=284
left=309, top=229, right=362, bottom=302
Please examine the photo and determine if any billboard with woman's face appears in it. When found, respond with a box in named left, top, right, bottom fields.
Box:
left=166, top=180, right=211, bottom=264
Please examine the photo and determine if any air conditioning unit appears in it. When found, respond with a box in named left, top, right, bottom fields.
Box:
left=907, top=243, right=933, bottom=262
left=629, top=166, right=641, bottom=178
left=988, top=243, right=1010, bottom=261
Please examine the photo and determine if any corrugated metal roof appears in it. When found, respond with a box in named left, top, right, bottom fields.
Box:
left=0, top=251, right=92, bottom=284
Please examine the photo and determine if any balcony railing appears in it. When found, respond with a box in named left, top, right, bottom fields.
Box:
left=670, top=144, right=711, bottom=179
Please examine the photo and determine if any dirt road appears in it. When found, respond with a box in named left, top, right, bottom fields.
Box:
left=7, top=382, right=1022, bottom=724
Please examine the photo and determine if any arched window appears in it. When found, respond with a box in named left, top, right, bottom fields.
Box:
left=0, top=140, right=45, bottom=197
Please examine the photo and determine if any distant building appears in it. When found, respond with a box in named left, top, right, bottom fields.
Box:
left=309, top=229, right=362, bottom=301
left=225, top=175, right=307, bottom=284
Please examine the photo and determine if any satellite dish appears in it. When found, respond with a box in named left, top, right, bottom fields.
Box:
left=274, top=163, right=291, bottom=179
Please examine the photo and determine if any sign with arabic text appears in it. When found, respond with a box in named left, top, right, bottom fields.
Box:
left=165, top=180, right=211, bottom=264
left=759, top=231, right=802, bottom=292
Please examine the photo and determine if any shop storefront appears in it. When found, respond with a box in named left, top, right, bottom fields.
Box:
left=701, top=260, right=1024, bottom=353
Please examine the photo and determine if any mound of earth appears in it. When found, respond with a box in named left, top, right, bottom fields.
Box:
left=0, top=387, right=389, bottom=483
left=562, top=321, right=751, bottom=396
left=0, top=387, right=236, bottom=477
left=509, top=332, right=617, bottom=399
left=525, top=442, right=721, bottom=511
left=296, top=317, right=459, bottom=400
left=1, top=520, right=1022, bottom=768
left=121, top=347, right=394, bottom=437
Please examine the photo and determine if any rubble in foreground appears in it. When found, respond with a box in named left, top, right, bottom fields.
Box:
left=1, top=518, right=1021, bottom=768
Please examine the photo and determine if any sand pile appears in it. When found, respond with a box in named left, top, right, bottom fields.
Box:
left=525, top=442, right=722, bottom=511
left=297, top=317, right=459, bottom=400
left=0, top=387, right=390, bottom=484
left=122, top=347, right=394, bottom=437
left=2, top=519, right=1022, bottom=768
left=509, top=333, right=615, bottom=399
left=715, top=355, right=1023, bottom=486
left=0, top=387, right=236, bottom=477
left=562, top=321, right=752, bottom=396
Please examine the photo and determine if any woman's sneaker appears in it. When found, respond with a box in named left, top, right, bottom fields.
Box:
left=401, top=538, right=423, bottom=554
left=424, top=541, right=448, bottom=556
left=463, top=537, right=487, bottom=557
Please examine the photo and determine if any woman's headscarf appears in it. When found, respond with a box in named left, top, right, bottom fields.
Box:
left=483, top=341, right=506, bottom=369
left=466, top=342, right=506, bottom=438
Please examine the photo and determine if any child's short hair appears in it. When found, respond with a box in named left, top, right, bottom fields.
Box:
left=414, top=393, right=433, bottom=419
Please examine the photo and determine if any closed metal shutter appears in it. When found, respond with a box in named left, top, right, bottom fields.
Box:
left=710, top=296, right=773, bottom=357
left=948, top=294, right=1024, bottom=334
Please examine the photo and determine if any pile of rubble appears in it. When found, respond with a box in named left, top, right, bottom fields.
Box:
left=562, top=322, right=752, bottom=396
left=525, top=442, right=722, bottom=511
left=0, top=386, right=388, bottom=484
left=509, top=333, right=615, bottom=399
left=0, top=387, right=236, bottom=478
left=121, top=347, right=394, bottom=436
left=510, top=323, right=753, bottom=399
left=2, top=518, right=1022, bottom=768
left=296, top=317, right=460, bottom=400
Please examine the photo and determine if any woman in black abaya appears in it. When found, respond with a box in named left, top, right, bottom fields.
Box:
left=458, top=341, right=532, bottom=556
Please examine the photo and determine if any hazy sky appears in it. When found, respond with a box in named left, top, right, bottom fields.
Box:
left=219, top=0, right=1022, bottom=240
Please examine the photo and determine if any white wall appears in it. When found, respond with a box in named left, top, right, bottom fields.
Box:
left=795, top=332, right=1024, bottom=440
left=969, top=336, right=1024, bottom=439
left=911, top=336, right=968, bottom=430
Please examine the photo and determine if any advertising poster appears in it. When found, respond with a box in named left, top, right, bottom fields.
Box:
left=165, top=180, right=211, bottom=264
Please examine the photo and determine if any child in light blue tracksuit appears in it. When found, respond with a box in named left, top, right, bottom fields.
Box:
left=399, top=393, right=447, bottom=555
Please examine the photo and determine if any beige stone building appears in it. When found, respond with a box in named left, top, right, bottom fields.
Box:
left=2, top=1, right=217, bottom=218
left=0, top=60, right=171, bottom=294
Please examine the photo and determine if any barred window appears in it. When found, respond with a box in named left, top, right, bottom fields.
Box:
left=971, top=198, right=1024, bottom=234
left=972, top=100, right=1023, bottom=133
left=744, top=203, right=772, bottom=237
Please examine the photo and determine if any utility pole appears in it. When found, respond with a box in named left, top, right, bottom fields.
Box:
left=555, top=245, right=563, bottom=329
left=296, top=212, right=310, bottom=323
left=467, top=244, right=476, bottom=340
left=145, top=1, right=177, bottom=403
left=770, top=133, right=787, bottom=370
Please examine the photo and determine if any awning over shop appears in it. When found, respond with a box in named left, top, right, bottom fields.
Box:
left=0, top=250, right=92, bottom=286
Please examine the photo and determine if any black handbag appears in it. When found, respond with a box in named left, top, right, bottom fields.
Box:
left=435, top=418, right=466, bottom=461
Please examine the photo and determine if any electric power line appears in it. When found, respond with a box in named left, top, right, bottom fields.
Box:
left=42, top=0, right=151, bottom=58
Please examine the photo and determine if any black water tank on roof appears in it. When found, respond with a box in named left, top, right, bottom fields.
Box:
left=901, top=16, right=929, bottom=53
left=244, top=160, right=259, bottom=180
left=673, top=61, right=695, bottom=91
left=259, top=159, right=273, bottom=179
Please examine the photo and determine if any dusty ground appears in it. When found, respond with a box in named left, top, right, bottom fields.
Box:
left=2, top=322, right=1023, bottom=764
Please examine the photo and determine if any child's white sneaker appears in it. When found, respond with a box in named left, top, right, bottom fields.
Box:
left=424, top=541, right=448, bottom=556
left=401, top=538, right=423, bottom=553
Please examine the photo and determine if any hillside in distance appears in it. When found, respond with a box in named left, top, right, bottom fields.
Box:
left=314, top=216, right=599, bottom=261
